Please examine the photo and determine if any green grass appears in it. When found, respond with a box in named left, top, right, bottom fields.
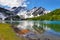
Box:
left=0, top=23, right=24, bottom=40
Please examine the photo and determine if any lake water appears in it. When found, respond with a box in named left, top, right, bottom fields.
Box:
left=5, top=21, right=60, bottom=40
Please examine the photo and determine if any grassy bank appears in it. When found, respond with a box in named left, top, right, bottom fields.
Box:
left=0, top=23, right=24, bottom=40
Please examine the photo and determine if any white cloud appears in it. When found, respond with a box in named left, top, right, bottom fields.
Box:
left=0, top=0, right=28, bottom=8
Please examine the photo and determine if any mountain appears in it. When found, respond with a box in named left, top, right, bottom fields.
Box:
left=15, top=6, right=50, bottom=19
left=0, top=7, right=14, bottom=15
left=26, top=7, right=50, bottom=18
left=0, top=6, right=27, bottom=20
left=0, top=7, right=14, bottom=20
left=32, top=7, right=46, bottom=16
left=27, top=9, right=60, bottom=20
left=0, top=6, right=50, bottom=20
left=13, top=6, right=27, bottom=14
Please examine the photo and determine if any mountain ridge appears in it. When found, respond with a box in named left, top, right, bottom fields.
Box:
left=27, top=9, right=60, bottom=20
left=0, top=6, right=50, bottom=20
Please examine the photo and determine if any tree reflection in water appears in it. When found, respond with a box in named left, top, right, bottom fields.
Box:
left=6, top=21, right=60, bottom=40
left=11, top=21, right=45, bottom=40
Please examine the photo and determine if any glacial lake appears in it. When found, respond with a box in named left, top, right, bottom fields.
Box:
left=3, top=21, right=60, bottom=40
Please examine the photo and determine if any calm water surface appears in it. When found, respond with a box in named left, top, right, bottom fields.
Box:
left=6, top=21, right=60, bottom=40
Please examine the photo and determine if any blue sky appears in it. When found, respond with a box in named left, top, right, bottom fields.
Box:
left=0, top=0, right=60, bottom=11
left=27, top=0, right=60, bottom=10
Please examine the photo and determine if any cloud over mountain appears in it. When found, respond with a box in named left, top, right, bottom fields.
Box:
left=0, top=0, right=28, bottom=8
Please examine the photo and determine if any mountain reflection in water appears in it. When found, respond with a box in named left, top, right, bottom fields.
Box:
left=6, top=21, right=60, bottom=40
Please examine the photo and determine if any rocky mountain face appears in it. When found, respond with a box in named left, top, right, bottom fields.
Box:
left=12, top=6, right=47, bottom=16
left=26, top=7, right=49, bottom=18
left=12, top=6, right=27, bottom=14
left=0, top=7, right=14, bottom=15
left=0, top=7, right=16, bottom=20
left=31, top=7, right=46, bottom=16
left=0, top=7, right=14, bottom=18
left=0, top=6, right=50, bottom=20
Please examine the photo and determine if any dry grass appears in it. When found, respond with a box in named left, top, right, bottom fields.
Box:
left=0, top=23, right=24, bottom=40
